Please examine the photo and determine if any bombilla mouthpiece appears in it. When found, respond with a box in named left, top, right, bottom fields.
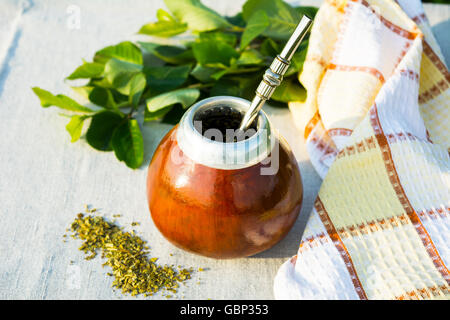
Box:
left=239, top=15, right=313, bottom=132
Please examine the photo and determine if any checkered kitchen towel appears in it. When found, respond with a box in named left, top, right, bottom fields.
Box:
left=274, top=0, right=449, bottom=299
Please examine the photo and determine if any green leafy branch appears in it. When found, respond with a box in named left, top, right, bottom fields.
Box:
left=32, top=0, right=317, bottom=169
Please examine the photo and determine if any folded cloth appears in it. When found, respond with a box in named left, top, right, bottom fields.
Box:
left=274, top=0, right=449, bottom=300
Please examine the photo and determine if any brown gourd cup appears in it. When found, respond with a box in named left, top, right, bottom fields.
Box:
left=146, top=96, right=303, bottom=259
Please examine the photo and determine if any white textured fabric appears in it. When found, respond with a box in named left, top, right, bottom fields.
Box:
left=275, top=0, right=450, bottom=300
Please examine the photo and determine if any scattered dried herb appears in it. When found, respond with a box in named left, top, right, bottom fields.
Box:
left=68, top=210, right=193, bottom=297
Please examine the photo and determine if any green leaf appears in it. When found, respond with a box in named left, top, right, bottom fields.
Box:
left=87, top=77, right=114, bottom=89
left=144, top=65, right=191, bottom=94
left=111, top=119, right=144, bottom=169
left=72, top=86, right=118, bottom=110
left=199, top=31, right=237, bottom=47
left=210, top=79, right=242, bottom=97
left=86, top=111, right=124, bottom=151
left=164, top=0, right=231, bottom=32
left=235, top=49, right=265, bottom=66
left=156, top=8, right=172, bottom=21
left=139, top=9, right=188, bottom=38
left=146, top=88, right=200, bottom=116
left=138, top=42, right=159, bottom=54
left=144, top=106, right=174, bottom=122
left=242, top=0, right=301, bottom=40
left=240, top=11, right=269, bottom=50
left=190, top=64, right=221, bottom=82
left=139, top=42, right=195, bottom=65
left=128, top=73, right=146, bottom=107
left=284, top=41, right=308, bottom=77
left=32, top=87, right=93, bottom=113
left=71, top=85, right=92, bottom=99
left=103, top=58, right=143, bottom=95
left=89, top=87, right=118, bottom=109
left=228, top=73, right=262, bottom=100
left=294, top=6, right=318, bottom=19
left=192, top=40, right=239, bottom=67
left=271, top=78, right=306, bottom=103
left=66, top=115, right=88, bottom=142
left=94, top=41, right=143, bottom=65
left=139, top=20, right=188, bottom=38
left=260, top=38, right=281, bottom=57
left=160, top=105, right=187, bottom=124
left=226, top=12, right=245, bottom=28
left=210, top=69, right=228, bottom=81
left=66, top=62, right=104, bottom=80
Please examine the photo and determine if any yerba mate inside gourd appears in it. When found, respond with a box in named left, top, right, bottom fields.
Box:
left=193, top=105, right=258, bottom=142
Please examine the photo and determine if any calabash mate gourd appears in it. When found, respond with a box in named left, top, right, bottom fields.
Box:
left=146, top=97, right=303, bottom=259
left=146, top=16, right=312, bottom=259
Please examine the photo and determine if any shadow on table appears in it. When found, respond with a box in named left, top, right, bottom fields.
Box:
left=432, top=19, right=450, bottom=66
left=0, top=29, right=22, bottom=99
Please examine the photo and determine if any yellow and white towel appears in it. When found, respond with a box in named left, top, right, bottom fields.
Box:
left=274, top=0, right=449, bottom=299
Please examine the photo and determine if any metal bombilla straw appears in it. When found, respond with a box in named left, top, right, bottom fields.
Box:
left=239, top=15, right=313, bottom=132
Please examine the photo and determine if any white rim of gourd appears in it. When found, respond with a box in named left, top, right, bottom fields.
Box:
left=176, top=96, right=275, bottom=170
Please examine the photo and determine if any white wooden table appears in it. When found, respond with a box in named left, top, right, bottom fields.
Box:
left=0, top=0, right=448, bottom=299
